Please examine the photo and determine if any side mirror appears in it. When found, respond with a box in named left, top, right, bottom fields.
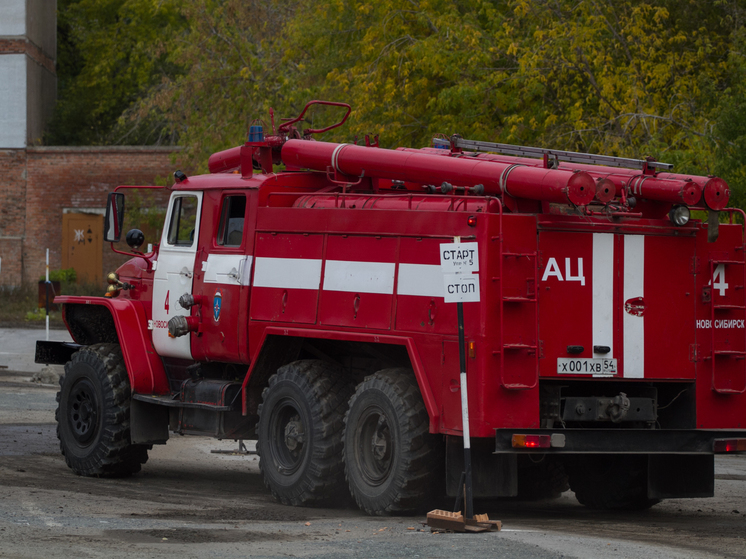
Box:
left=104, top=192, right=125, bottom=242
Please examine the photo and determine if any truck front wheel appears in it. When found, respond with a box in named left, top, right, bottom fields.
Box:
left=344, top=369, right=442, bottom=515
left=56, top=343, right=148, bottom=477
left=257, top=360, right=353, bottom=506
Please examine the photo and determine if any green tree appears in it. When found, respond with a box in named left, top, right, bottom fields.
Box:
left=45, top=0, right=186, bottom=145
left=286, top=1, right=733, bottom=152
left=129, top=0, right=300, bottom=170
left=46, top=0, right=746, bottom=210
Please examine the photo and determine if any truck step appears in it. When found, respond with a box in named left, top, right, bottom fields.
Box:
left=132, top=393, right=233, bottom=411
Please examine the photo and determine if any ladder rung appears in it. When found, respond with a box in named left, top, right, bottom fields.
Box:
left=503, top=296, right=536, bottom=303
left=714, top=304, right=746, bottom=310
left=712, top=260, right=745, bottom=265
left=714, top=350, right=746, bottom=356
left=503, top=343, right=537, bottom=350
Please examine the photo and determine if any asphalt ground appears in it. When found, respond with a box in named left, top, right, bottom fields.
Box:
left=1, top=328, right=745, bottom=558
left=0, top=326, right=71, bottom=376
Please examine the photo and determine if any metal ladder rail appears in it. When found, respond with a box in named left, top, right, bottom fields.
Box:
left=709, top=258, right=746, bottom=394
left=499, top=248, right=539, bottom=390
left=433, top=137, right=674, bottom=172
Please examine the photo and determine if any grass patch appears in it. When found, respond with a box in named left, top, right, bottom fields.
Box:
left=0, top=282, right=105, bottom=329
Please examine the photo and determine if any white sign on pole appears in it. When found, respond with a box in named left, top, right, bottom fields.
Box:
left=443, top=273, right=480, bottom=303
left=439, top=242, right=479, bottom=274
left=440, top=241, right=480, bottom=303
left=440, top=240, right=478, bottom=517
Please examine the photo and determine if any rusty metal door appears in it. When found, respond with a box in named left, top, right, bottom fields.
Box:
left=62, top=213, right=103, bottom=284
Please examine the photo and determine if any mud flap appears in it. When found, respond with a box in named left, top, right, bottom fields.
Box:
left=131, top=399, right=169, bottom=445
left=446, top=436, right=517, bottom=497
left=648, top=454, right=714, bottom=499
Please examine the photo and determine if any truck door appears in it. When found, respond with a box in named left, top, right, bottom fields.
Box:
left=152, top=192, right=202, bottom=359
left=190, top=192, right=253, bottom=363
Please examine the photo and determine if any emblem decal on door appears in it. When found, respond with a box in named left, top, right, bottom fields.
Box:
left=213, top=290, right=222, bottom=322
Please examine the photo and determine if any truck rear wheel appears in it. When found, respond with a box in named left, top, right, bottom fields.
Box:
left=343, top=369, right=442, bottom=515
left=566, top=454, right=660, bottom=510
left=56, top=343, right=148, bottom=477
left=257, top=360, right=354, bottom=506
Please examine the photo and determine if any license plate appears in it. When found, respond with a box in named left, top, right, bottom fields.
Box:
left=557, top=358, right=617, bottom=376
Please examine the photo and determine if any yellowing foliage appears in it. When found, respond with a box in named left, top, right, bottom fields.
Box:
left=50, top=0, right=746, bottom=203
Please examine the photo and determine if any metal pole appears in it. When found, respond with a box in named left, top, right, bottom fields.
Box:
left=45, top=249, right=49, bottom=341
left=457, top=301, right=474, bottom=519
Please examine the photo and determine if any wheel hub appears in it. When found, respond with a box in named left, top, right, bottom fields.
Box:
left=371, top=418, right=389, bottom=461
left=78, top=401, right=92, bottom=422
left=269, top=401, right=307, bottom=476
left=357, top=409, right=393, bottom=485
left=69, top=379, right=99, bottom=444
left=284, top=417, right=305, bottom=452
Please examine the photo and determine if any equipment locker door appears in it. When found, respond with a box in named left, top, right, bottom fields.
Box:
left=250, top=233, right=324, bottom=324
left=152, top=192, right=202, bottom=359
left=538, top=231, right=696, bottom=380
left=319, top=235, right=397, bottom=329
left=395, top=236, right=457, bottom=334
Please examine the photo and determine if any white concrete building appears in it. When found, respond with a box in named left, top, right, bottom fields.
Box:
left=0, top=0, right=56, bottom=148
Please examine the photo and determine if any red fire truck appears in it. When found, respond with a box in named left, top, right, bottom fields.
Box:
left=37, top=101, right=746, bottom=514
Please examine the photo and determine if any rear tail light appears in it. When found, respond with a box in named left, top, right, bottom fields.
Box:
left=512, top=434, right=551, bottom=449
left=714, top=439, right=746, bottom=453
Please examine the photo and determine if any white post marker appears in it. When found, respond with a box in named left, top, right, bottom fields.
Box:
left=440, top=238, right=480, bottom=518
left=45, top=249, right=50, bottom=341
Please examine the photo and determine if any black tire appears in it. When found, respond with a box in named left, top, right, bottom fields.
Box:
left=343, top=368, right=443, bottom=515
left=256, top=360, right=354, bottom=507
left=566, top=454, right=660, bottom=510
left=517, top=454, right=569, bottom=500
left=56, top=343, right=149, bottom=477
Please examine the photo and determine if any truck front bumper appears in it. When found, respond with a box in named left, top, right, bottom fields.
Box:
left=35, top=340, right=83, bottom=365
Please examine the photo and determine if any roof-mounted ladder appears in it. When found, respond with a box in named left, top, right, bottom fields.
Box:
left=432, top=137, right=674, bottom=172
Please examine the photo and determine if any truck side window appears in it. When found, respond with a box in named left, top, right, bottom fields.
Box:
left=167, top=195, right=198, bottom=246
left=217, top=195, right=246, bottom=247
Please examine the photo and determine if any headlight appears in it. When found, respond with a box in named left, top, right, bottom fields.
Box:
left=669, top=205, right=690, bottom=226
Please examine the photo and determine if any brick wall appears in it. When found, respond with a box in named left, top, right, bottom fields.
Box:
left=0, top=146, right=179, bottom=287
left=0, top=150, right=27, bottom=237
left=0, top=149, right=27, bottom=286
left=0, top=238, right=23, bottom=286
